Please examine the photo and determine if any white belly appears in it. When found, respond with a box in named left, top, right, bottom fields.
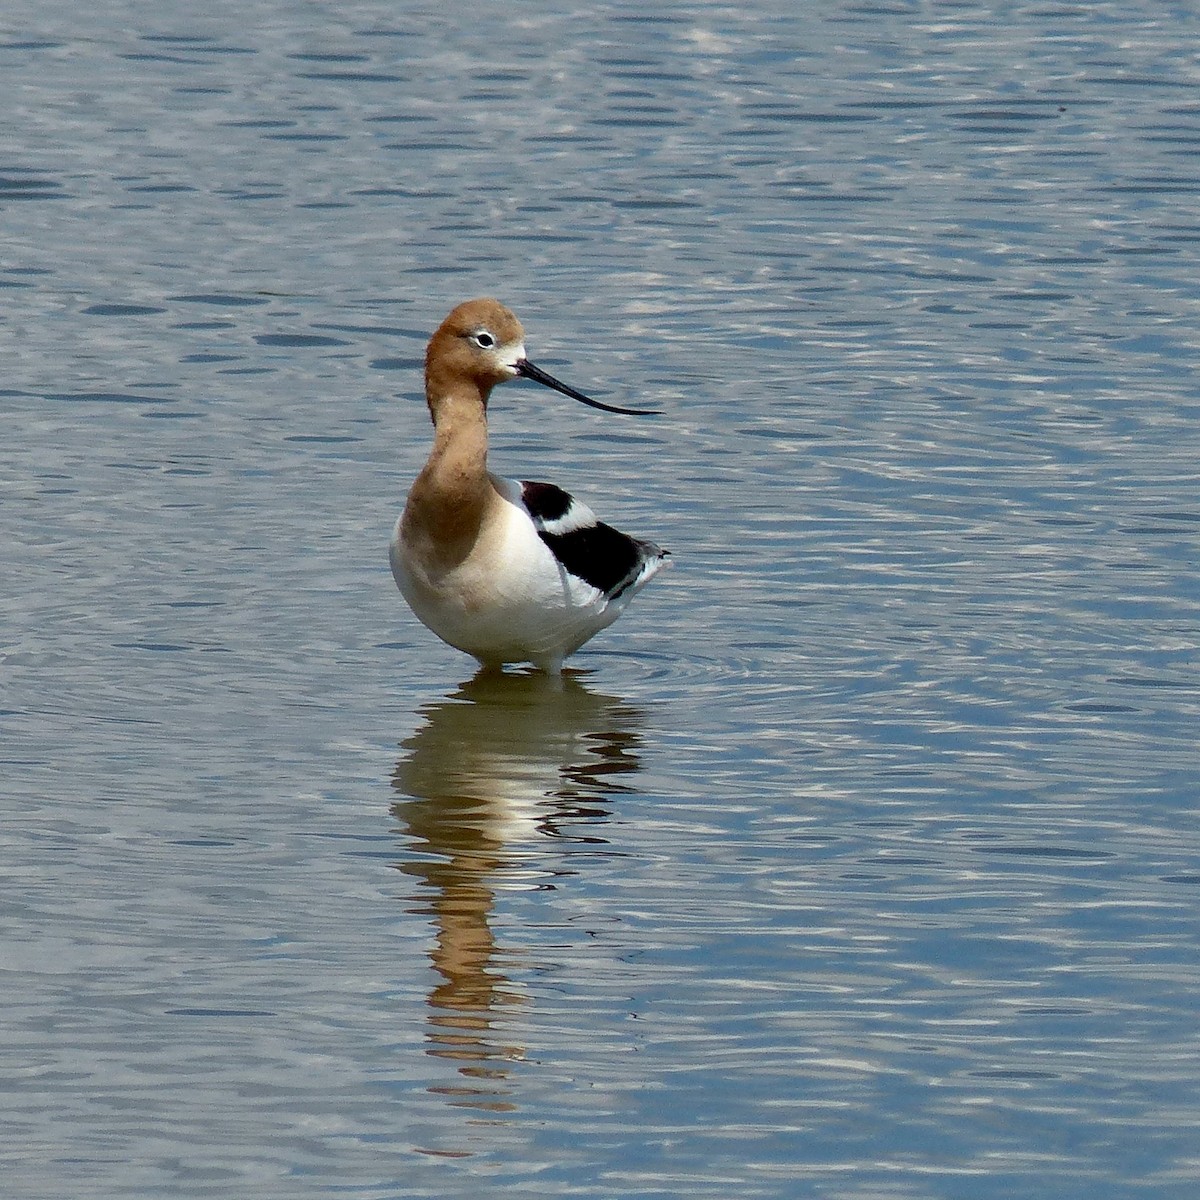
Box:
left=391, top=487, right=616, bottom=670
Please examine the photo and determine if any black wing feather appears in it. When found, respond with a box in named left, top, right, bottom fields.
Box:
left=520, top=480, right=574, bottom=524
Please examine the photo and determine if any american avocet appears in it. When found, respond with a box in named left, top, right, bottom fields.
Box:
left=391, top=298, right=668, bottom=673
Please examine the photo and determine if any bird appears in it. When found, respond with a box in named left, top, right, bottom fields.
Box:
left=390, top=298, right=668, bottom=674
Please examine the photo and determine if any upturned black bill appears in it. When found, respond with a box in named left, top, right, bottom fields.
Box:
left=516, top=359, right=660, bottom=416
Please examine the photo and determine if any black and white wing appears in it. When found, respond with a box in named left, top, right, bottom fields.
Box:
left=520, top=480, right=668, bottom=601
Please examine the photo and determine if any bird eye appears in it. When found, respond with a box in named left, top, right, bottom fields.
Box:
left=470, top=330, right=496, bottom=349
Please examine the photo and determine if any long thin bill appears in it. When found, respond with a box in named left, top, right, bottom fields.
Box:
left=515, top=359, right=660, bottom=416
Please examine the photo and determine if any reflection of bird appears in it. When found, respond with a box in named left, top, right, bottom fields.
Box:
left=394, top=670, right=644, bottom=850
left=390, top=299, right=668, bottom=673
left=391, top=671, right=646, bottom=1110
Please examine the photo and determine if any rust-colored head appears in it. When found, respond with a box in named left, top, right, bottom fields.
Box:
left=423, top=298, right=660, bottom=418
left=424, top=298, right=526, bottom=412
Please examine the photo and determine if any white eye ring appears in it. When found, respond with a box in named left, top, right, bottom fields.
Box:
left=470, top=330, right=496, bottom=349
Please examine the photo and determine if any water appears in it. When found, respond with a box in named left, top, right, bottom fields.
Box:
left=3, top=2, right=1199, bottom=1196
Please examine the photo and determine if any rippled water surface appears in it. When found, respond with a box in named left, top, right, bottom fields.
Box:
left=4, top=2, right=1199, bottom=1197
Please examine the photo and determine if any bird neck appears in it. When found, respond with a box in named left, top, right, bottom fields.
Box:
left=406, top=385, right=494, bottom=550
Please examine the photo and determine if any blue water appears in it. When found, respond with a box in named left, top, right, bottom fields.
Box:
left=3, top=2, right=1199, bottom=1197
